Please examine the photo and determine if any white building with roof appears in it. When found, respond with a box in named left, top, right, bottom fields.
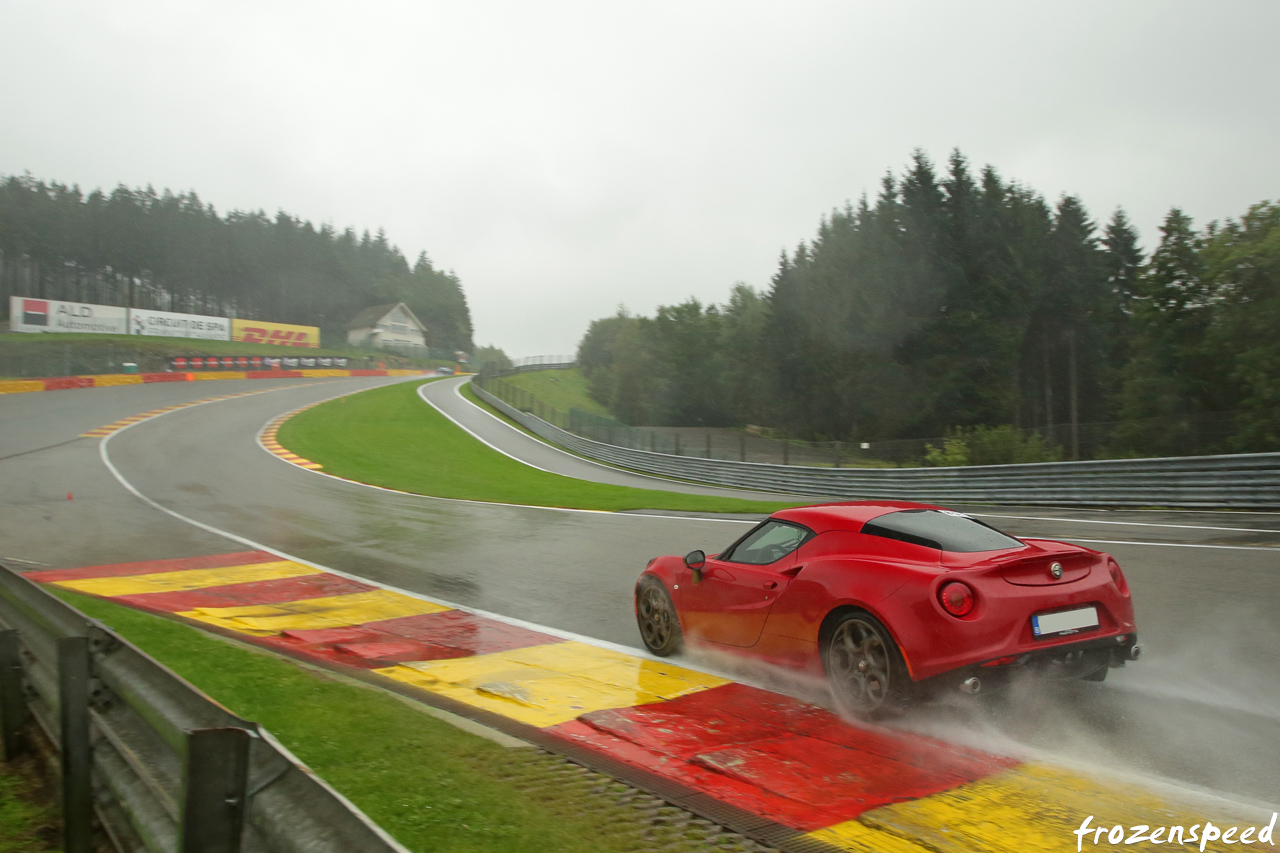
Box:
left=346, top=302, right=428, bottom=350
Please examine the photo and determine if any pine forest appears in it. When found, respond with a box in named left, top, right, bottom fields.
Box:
left=0, top=175, right=474, bottom=352
left=577, top=151, right=1280, bottom=461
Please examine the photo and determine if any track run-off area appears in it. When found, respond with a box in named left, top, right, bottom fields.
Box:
left=3, top=374, right=1280, bottom=851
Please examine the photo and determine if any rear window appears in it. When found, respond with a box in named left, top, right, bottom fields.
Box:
left=861, top=509, right=1023, bottom=553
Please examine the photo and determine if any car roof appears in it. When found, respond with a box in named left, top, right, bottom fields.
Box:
left=771, top=500, right=948, bottom=533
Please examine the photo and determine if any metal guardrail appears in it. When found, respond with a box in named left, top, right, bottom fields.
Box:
left=471, top=382, right=1280, bottom=508
left=481, top=358, right=576, bottom=378
left=508, top=355, right=575, bottom=369
left=0, top=561, right=410, bottom=853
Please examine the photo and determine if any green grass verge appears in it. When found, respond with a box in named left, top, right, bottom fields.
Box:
left=44, top=589, right=695, bottom=853
left=277, top=380, right=798, bottom=513
left=0, top=769, right=56, bottom=853
left=491, top=368, right=610, bottom=417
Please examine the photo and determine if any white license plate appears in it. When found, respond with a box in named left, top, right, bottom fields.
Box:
left=1032, top=606, right=1099, bottom=637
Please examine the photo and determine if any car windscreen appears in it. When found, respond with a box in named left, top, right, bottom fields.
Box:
left=860, top=509, right=1023, bottom=553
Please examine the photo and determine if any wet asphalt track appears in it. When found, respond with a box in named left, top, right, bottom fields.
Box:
left=2, top=375, right=1279, bottom=805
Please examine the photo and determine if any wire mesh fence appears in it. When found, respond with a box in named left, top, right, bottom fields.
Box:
left=477, top=375, right=878, bottom=467
left=475, top=370, right=1280, bottom=467
left=0, top=340, right=162, bottom=376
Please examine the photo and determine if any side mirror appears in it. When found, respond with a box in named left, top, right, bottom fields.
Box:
left=684, top=550, right=706, bottom=583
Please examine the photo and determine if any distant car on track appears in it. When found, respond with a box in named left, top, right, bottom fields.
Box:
left=634, top=501, right=1140, bottom=718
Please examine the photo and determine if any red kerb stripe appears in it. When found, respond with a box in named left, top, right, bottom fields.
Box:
left=111, top=572, right=372, bottom=613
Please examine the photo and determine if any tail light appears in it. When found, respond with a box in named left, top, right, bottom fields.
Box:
left=939, top=581, right=975, bottom=617
left=1108, top=559, right=1129, bottom=595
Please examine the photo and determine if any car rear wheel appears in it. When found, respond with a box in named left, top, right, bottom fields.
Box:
left=636, top=576, right=683, bottom=656
left=823, top=612, right=909, bottom=719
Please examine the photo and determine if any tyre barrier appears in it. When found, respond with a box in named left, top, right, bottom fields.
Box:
left=0, top=560, right=409, bottom=853
left=470, top=382, right=1280, bottom=509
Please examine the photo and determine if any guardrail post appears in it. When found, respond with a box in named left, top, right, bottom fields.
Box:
left=58, top=635, right=93, bottom=853
left=0, top=629, right=27, bottom=760
left=181, top=727, right=251, bottom=853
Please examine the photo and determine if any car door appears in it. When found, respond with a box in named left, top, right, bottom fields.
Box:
left=680, top=520, right=811, bottom=648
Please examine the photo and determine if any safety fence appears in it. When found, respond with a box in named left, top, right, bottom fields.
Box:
left=476, top=372, right=977, bottom=468
left=479, top=356, right=576, bottom=379
left=473, top=371, right=989, bottom=467
left=0, top=561, right=408, bottom=853
left=471, top=382, right=1280, bottom=508
left=474, top=363, right=1280, bottom=465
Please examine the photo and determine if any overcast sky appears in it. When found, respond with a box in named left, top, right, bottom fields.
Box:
left=3, top=2, right=1277, bottom=357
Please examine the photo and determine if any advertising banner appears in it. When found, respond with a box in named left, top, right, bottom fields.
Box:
left=9, top=296, right=128, bottom=335
left=129, top=308, right=231, bottom=340
left=231, top=318, right=320, bottom=348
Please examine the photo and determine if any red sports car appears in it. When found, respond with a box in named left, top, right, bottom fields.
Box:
left=634, top=501, right=1140, bottom=718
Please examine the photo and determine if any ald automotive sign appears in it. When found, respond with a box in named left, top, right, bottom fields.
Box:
left=9, top=297, right=317, bottom=345
left=10, top=297, right=128, bottom=335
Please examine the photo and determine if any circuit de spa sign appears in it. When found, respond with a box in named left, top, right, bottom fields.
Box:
left=128, top=308, right=231, bottom=340
left=9, top=296, right=128, bottom=335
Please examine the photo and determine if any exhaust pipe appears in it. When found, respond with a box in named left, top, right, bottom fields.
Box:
left=1127, top=644, right=1142, bottom=662
left=959, top=677, right=981, bottom=695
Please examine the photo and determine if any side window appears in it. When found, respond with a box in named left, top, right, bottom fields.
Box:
left=722, top=521, right=812, bottom=566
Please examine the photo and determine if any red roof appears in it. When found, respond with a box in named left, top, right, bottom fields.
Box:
left=771, top=500, right=946, bottom=533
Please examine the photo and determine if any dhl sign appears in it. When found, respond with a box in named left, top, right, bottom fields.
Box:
left=231, top=319, right=320, bottom=348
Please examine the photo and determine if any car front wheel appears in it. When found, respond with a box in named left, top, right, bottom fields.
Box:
left=823, top=612, right=910, bottom=719
left=635, top=576, right=683, bottom=656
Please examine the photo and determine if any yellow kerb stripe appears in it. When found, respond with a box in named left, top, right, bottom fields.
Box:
left=381, top=641, right=730, bottom=728
left=804, top=820, right=934, bottom=853
left=178, top=589, right=450, bottom=636
left=193, top=371, right=248, bottom=380
left=817, top=763, right=1261, bottom=853
left=92, top=375, right=144, bottom=387
left=53, top=561, right=319, bottom=597
left=0, top=380, right=47, bottom=394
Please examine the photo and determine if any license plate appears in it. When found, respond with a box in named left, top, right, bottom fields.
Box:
left=1032, top=606, right=1099, bottom=638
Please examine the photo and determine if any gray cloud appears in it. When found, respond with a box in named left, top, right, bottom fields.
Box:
left=2, top=1, right=1277, bottom=355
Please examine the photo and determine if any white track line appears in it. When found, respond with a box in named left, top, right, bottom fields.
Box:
left=445, top=379, right=1280, bottom=542
left=96, top=388, right=748, bottom=679
left=437, top=377, right=758, bottom=490
left=248, top=380, right=759, bottom=524
left=439, top=377, right=823, bottom=498
left=416, top=379, right=560, bottom=473
left=86, top=377, right=1280, bottom=807
left=95, top=371, right=1280, bottom=635
left=310, top=384, right=1280, bottom=548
